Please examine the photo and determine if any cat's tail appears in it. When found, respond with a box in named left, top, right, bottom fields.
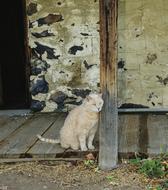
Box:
left=36, top=134, right=60, bottom=144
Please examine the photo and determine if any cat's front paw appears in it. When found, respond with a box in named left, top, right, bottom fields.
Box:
left=88, top=145, right=95, bottom=150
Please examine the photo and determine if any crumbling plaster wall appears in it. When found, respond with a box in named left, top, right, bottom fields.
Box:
left=27, top=0, right=100, bottom=112
left=118, top=0, right=168, bottom=108
left=27, top=0, right=168, bottom=112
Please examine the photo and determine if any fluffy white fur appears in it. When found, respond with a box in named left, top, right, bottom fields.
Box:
left=37, top=93, right=104, bottom=151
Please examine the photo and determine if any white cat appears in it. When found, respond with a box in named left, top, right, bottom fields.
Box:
left=37, top=93, right=104, bottom=151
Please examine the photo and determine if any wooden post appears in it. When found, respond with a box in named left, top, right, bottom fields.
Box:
left=99, top=0, right=118, bottom=170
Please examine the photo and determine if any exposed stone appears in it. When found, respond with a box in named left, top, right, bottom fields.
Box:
left=59, top=71, right=65, bottom=74
left=31, top=48, right=39, bottom=59
left=119, top=103, right=149, bottom=109
left=37, top=14, right=63, bottom=27
left=32, top=30, right=55, bottom=38
left=33, top=42, right=60, bottom=59
left=57, top=103, right=65, bottom=111
left=146, top=53, right=157, bottom=64
left=27, top=0, right=100, bottom=112
left=72, top=89, right=91, bottom=98
left=163, top=78, right=168, bottom=85
left=31, top=77, right=49, bottom=96
left=32, top=93, right=47, bottom=102
left=27, top=3, right=37, bottom=16
left=68, top=46, right=84, bottom=55
left=46, top=65, right=74, bottom=85
left=30, top=100, right=46, bottom=112
left=118, top=59, right=125, bottom=69
left=42, top=101, right=58, bottom=112
left=83, top=60, right=96, bottom=70
left=49, top=91, right=67, bottom=104
left=156, top=75, right=168, bottom=85
left=80, top=33, right=90, bottom=36
left=65, top=100, right=82, bottom=105
left=57, top=2, right=62, bottom=6
left=29, top=20, right=33, bottom=28
left=31, top=67, right=42, bottom=75
left=31, top=58, right=50, bottom=75
left=64, top=97, right=82, bottom=105
left=118, top=59, right=127, bottom=71
left=82, top=66, right=99, bottom=88
left=27, top=0, right=168, bottom=111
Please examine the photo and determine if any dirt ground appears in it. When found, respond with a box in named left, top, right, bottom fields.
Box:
left=0, top=159, right=157, bottom=190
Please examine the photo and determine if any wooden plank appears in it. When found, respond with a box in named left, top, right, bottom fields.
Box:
left=118, top=114, right=168, bottom=155
left=138, top=115, right=148, bottom=153
left=0, top=115, right=31, bottom=141
left=0, top=116, right=10, bottom=127
left=147, top=115, right=168, bottom=154
left=118, top=115, right=139, bottom=153
left=28, top=113, right=66, bottom=157
left=0, top=157, right=83, bottom=163
left=99, top=0, right=118, bottom=170
left=0, top=114, right=58, bottom=158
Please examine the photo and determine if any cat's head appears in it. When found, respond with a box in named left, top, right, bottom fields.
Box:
left=83, top=93, right=104, bottom=112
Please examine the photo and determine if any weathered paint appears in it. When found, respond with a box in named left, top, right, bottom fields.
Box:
left=27, top=0, right=100, bottom=112
left=118, top=0, right=168, bottom=108
left=27, top=0, right=168, bottom=112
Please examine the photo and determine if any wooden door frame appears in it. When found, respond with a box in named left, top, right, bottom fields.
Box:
left=22, top=0, right=31, bottom=108
left=99, top=0, right=118, bottom=170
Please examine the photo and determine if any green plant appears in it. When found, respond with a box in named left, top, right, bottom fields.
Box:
left=94, top=167, right=101, bottom=173
left=84, top=159, right=95, bottom=167
left=146, top=185, right=151, bottom=190
left=161, top=180, right=168, bottom=189
left=130, top=156, right=166, bottom=178
left=106, top=175, right=114, bottom=181
left=106, top=175, right=119, bottom=185
left=156, top=186, right=164, bottom=190
left=129, top=157, right=141, bottom=166
left=139, top=159, right=164, bottom=178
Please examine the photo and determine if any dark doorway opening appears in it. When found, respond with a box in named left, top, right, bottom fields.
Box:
left=0, top=0, right=30, bottom=109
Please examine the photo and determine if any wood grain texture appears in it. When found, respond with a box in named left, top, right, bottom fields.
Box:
left=0, top=113, right=168, bottom=159
left=0, top=116, right=10, bottom=127
left=99, top=0, right=118, bottom=170
left=0, top=115, right=31, bottom=142
left=118, top=115, right=139, bottom=153
left=0, top=114, right=56, bottom=158
left=28, top=113, right=66, bottom=157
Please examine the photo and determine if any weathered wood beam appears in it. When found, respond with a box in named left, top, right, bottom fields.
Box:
left=0, top=158, right=83, bottom=164
left=99, top=0, right=118, bottom=170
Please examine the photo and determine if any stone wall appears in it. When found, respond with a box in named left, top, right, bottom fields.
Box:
left=118, top=0, right=168, bottom=108
left=27, top=0, right=168, bottom=112
left=27, top=0, right=100, bottom=112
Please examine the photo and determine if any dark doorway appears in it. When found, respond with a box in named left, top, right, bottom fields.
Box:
left=0, top=0, right=30, bottom=109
